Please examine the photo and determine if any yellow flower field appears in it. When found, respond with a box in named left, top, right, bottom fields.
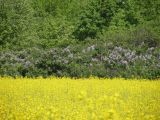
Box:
left=0, top=77, right=160, bottom=120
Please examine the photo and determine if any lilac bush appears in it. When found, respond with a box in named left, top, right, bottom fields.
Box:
left=0, top=45, right=159, bottom=79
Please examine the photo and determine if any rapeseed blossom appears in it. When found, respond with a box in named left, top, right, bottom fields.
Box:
left=0, top=77, right=159, bottom=120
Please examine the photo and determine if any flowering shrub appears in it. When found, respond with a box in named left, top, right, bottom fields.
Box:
left=0, top=45, right=159, bottom=79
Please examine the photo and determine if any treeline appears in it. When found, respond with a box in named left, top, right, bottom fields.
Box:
left=0, top=0, right=160, bottom=79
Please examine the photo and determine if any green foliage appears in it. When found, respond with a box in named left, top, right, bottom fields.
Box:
left=0, top=0, right=160, bottom=79
left=31, top=0, right=57, bottom=17
left=73, top=0, right=118, bottom=40
left=73, top=0, right=146, bottom=40
left=0, top=0, right=36, bottom=49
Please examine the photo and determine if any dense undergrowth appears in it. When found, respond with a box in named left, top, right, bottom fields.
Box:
left=0, top=0, right=160, bottom=79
